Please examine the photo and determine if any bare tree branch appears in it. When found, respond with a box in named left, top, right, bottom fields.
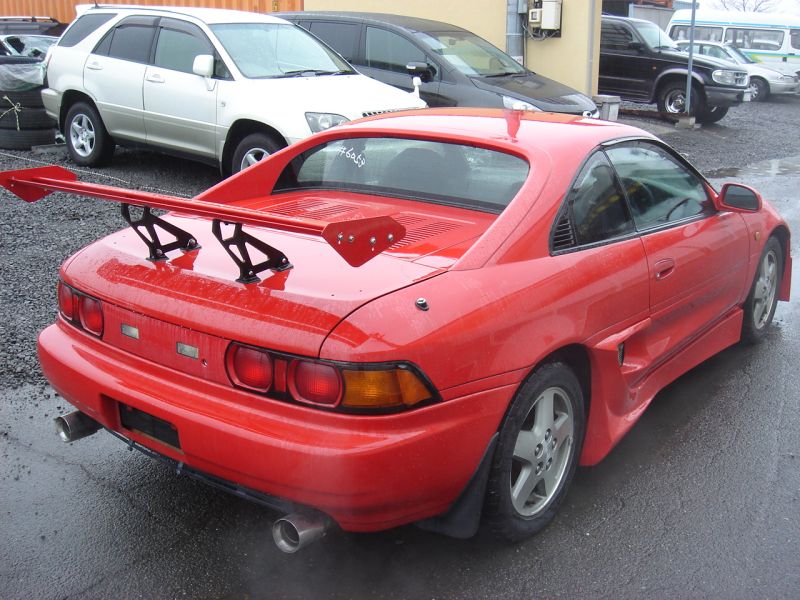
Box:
left=714, top=0, right=779, bottom=11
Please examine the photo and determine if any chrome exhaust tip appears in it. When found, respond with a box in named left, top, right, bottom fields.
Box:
left=54, top=410, right=101, bottom=443
left=272, top=512, right=329, bottom=553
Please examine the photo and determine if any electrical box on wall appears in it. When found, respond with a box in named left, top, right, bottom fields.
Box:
left=528, top=0, right=562, bottom=37
left=541, top=0, right=562, bottom=30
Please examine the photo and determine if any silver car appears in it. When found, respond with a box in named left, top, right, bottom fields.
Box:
left=676, top=40, right=799, bottom=101
left=42, top=6, right=426, bottom=174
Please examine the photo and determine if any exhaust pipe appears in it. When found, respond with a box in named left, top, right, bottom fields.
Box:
left=54, top=410, right=101, bottom=443
left=272, top=512, right=330, bottom=553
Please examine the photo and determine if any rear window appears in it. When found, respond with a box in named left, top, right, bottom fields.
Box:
left=274, top=137, right=529, bottom=212
left=59, top=13, right=115, bottom=47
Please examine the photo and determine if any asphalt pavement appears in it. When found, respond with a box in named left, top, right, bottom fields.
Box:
left=1, top=97, right=799, bottom=599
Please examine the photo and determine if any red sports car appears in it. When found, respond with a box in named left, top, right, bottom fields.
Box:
left=0, top=109, right=791, bottom=552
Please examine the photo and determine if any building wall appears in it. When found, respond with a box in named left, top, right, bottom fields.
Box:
left=305, top=0, right=599, bottom=96
left=0, top=0, right=302, bottom=25
left=525, top=0, right=601, bottom=95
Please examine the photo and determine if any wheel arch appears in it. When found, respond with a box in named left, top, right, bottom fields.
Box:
left=222, top=119, right=288, bottom=176
left=654, top=71, right=706, bottom=103
left=771, top=224, right=792, bottom=301
left=59, top=90, right=97, bottom=132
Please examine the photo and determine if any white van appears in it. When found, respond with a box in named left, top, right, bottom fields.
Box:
left=43, top=6, right=426, bottom=174
left=668, top=9, right=800, bottom=77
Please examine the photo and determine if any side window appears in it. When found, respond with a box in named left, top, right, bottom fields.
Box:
left=725, top=27, right=784, bottom=50
left=310, top=21, right=360, bottom=63
left=59, top=13, right=116, bottom=48
left=105, top=22, right=155, bottom=63
left=671, top=25, right=722, bottom=42
left=365, top=27, right=426, bottom=73
left=567, top=151, right=634, bottom=246
left=791, top=29, right=800, bottom=51
left=605, top=142, right=711, bottom=230
left=154, top=27, right=211, bottom=74
left=600, top=22, right=634, bottom=50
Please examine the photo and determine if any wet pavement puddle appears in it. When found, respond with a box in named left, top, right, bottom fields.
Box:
left=706, top=155, right=800, bottom=179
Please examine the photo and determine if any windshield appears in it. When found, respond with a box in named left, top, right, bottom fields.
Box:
left=725, top=44, right=755, bottom=64
left=274, top=137, right=529, bottom=213
left=413, top=30, right=526, bottom=76
left=632, top=21, right=677, bottom=50
left=210, top=23, right=354, bottom=78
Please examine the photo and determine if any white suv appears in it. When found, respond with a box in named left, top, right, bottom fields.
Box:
left=42, top=6, right=426, bottom=174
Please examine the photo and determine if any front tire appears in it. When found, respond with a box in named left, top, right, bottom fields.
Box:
left=742, top=236, right=783, bottom=344
left=484, top=362, right=585, bottom=541
left=750, top=77, right=769, bottom=102
left=696, top=105, right=729, bottom=124
left=231, top=133, right=282, bottom=174
left=65, top=102, right=114, bottom=167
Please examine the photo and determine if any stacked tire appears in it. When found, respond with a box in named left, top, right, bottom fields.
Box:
left=0, top=57, right=57, bottom=150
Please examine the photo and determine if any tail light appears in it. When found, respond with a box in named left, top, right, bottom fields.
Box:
left=226, top=342, right=437, bottom=412
left=78, top=296, right=104, bottom=336
left=57, top=281, right=75, bottom=320
left=228, top=345, right=273, bottom=392
left=289, top=361, right=342, bottom=406
left=57, top=281, right=103, bottom=338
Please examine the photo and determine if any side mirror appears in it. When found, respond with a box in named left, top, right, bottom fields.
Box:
left=628, top=41, right=643, bottom=52
left=717, top=183, right=762, bottom=212
left=192, top=54, right=214, bottom=78
left=406, top=61, right=435, bottom=83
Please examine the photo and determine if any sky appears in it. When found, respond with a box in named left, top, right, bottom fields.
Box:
left=704, top=0, right=800, bottom=15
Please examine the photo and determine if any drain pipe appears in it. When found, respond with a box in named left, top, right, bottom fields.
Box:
left=506, top=0, right=525, bottom=65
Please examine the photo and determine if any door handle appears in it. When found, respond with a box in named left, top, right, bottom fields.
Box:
left=146, top=73, right=165, bottom=83
left=654, top=258, right=675, bottom=280
left=86, top=61, right=102, bottom=71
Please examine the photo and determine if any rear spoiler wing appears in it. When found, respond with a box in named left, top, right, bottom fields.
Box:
left=0, top=166, right=405, bottom=281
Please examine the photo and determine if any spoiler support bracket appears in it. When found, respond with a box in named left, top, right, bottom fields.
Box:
left=121, top=204, right=200, bottom=261
left=212, top=220, right=292, bottom=284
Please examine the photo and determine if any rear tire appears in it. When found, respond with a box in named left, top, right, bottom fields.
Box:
left=65, top=101, right=114, bottom=167
left=657, top=81, right=705, bottom=118
left=741, top=236, right=782, bottom=344
left=483, top=362, right=585, bottom=541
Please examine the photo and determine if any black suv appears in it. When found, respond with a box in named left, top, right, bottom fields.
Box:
left=277, top=12, right=598, bottom=116
left=599, top=15, right=749, bottom=124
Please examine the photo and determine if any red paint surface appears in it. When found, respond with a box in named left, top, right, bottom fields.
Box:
left=4, top=109, right=791, bottom=532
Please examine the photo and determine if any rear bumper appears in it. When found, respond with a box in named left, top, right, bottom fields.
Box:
left=768, top=80, right=800, bottom=95
left=41, top=88, right=61, bottom=123
left=38, top=321, right=509, bottom=532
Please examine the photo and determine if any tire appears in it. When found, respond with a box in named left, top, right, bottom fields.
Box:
left=64, top=101, right=115, bottom=167
left=741, top=236, right=782, bottom=344
left=657, top=81, right=705, bottom=118
left=484, top=362, right=586, bottom=541
left=0, top=87, right=44, bottom=108
left=0, top=127, right=56, bottom=150
left=231, top=132, right=282, bottom=174
left=696, top=105, right=729, bottom=125
left=0, top=106, right=55, bottom=130
left=749, top=77, right=769, bottom=102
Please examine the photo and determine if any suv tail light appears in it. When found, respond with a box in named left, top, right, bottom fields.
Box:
left=226, top=342, right=438, bottom=413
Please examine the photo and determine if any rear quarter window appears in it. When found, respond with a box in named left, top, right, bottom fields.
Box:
left=274, top=137, right=529, bottom=212
left=59, top=13, right=116, bottom=48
